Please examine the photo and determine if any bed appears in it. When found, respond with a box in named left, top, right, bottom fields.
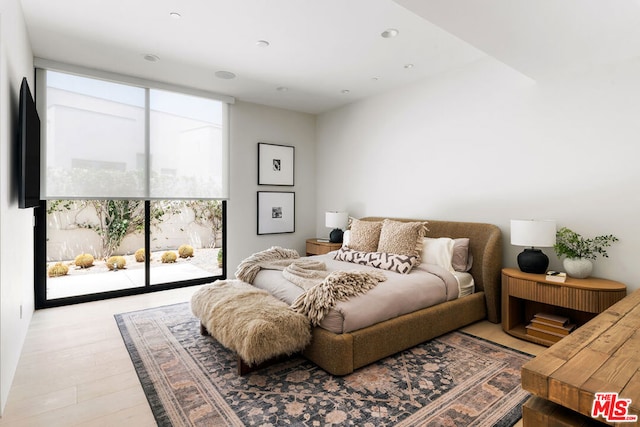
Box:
left=249, top=217, right=503, bottom=375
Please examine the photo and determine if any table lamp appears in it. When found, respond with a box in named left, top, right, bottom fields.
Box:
left=510, top=219, right=556, bottom=274
left=325, top=211, right=348, bottom=243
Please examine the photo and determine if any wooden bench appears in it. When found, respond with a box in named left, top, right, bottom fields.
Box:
left=521, top=289, right=640, bottom=425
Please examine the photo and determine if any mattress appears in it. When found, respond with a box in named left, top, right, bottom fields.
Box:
left=251, top=252, right=473, bottom=334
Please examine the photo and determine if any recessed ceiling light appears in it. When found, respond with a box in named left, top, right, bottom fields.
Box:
left=276, top=86, right=288, bottom=92
left=404, top=63, right=414, bottom=69
left=381, top=28, right=399, bottom=38
left=215, top=70, right=236, bottom=80
left=143, top=54, right=160, bottom=62
left=256, top=40, right=270, bottom=48
left=341, top=89, right=350, bottom=94
left=169, top=12, right=181, bottom=19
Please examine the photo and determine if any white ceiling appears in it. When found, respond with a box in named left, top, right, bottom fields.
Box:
left=19, top=0, right=640, bottom=114
left=396, top=0, right=640, bottom=80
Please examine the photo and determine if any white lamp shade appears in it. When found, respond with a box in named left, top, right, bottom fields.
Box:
left=325, top=211, right=348, bottom=229
left=510, top=219, right=556, bottom=247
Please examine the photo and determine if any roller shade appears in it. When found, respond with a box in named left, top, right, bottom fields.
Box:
left=38, top=69, right=229, bottom=200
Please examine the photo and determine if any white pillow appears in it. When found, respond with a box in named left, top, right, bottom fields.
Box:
left=342, top=230, right=351, bottom=247
left=421, top=237, right=455, bottom=272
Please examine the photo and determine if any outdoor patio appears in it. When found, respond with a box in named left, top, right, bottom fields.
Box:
left=46, top=247, right=222, bottom=299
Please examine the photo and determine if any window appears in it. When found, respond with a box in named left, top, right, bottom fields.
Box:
left=34, top=67, right=231, bottom=308
left=37, top=69, right=230, bottom=200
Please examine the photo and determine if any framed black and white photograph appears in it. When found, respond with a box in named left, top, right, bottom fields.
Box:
left=258, top=142, right=294, bottom=186
left=257, top=191, right=295, bottom=234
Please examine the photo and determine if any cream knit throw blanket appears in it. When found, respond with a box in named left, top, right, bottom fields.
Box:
left=235, top=246, right=386, bottom=325
left=290, top=269, right=385, bottom=326
left=235, top=246, right=327, bottom=288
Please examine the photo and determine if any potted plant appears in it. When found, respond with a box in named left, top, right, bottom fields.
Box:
left=554, top=227, right=618, bottom=278
left=217, top=248, right=223, bottom=268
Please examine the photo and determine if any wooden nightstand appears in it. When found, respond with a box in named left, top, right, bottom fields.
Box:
left=306, top=239, right=342, bottom=256
left=501, top=267, right=626, bottom=346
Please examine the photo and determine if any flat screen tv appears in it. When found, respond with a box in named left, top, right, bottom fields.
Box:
left=17, top=77, right=41, bottom=209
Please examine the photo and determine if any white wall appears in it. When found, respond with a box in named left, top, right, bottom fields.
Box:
left=0, top=0, right=36, bottom=415
left=316, top=57, right=640, bottom=291
left=227, top=101, right=316, bottom=274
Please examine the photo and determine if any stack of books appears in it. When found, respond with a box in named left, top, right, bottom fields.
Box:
left=545, top=271, right=567, bottom=283
left=525, top=312, right=576, bottom=343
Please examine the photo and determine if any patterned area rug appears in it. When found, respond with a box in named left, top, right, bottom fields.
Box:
left=115, top=302, right=531, bottom=427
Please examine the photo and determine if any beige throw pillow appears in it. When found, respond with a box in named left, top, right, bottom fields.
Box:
left=377, top=219, right=428, bottom=263
left=346, top=218, right=382, bottom=252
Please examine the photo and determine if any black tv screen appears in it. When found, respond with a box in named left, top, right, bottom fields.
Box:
left=18, top=77, right=41, bottom=209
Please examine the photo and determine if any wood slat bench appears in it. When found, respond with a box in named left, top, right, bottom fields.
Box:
left=521, top=289, right=640, bottom=425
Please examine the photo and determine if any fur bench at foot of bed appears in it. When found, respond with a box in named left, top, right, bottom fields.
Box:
left=191, top=280, right=312, bottom=375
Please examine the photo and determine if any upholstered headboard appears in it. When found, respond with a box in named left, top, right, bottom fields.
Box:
left=361, top=217, right=503, bottom=323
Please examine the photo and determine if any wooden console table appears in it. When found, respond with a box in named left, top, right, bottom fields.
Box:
left=502, top=268, right=626, bottom=346
left=521, top=289, right=640, bottom=425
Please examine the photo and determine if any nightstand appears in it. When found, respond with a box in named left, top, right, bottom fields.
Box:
left=501, top=267, right=626, bottom=346
left=306, top=238, right=342, bottom=256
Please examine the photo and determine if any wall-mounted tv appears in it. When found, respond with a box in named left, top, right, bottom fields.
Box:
left=17, top=77, right=41, bottom=209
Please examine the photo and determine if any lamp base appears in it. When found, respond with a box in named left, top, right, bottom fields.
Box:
left=517, top=248, right=549, bottom=274
left=329, top=228, right=343, bottom=243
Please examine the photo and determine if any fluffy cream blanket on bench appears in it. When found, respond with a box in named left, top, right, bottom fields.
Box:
left=191, top=280, right=312, bottom=365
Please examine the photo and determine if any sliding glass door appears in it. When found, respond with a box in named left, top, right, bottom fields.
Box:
left=36, top=199, right=225, bottom=308
left=33, top=67, right=230, bottom=308
left=148, top=200, right=222, bottom=285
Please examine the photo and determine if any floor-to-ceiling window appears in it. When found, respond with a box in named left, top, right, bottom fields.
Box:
left=34, top=66, right=231, bottom=307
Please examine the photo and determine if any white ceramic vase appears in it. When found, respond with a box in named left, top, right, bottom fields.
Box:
left=563, top=258, right=593, bottom=279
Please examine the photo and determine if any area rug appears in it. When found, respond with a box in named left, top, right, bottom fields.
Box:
left=115, top=302, right=532, bottom=427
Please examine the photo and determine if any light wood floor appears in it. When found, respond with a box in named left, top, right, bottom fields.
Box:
left=0, top=287, right=545, bottom=426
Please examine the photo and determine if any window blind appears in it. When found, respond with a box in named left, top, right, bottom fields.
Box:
left=37, top=68, right=229, bottom=200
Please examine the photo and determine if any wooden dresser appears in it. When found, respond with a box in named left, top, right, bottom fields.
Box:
left=521, top=289, right=640, bottom=425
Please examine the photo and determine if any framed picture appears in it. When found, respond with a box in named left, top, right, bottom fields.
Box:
left=257, top=191, right=295, bottom=234
left=258, top=142, right=294, bottom=186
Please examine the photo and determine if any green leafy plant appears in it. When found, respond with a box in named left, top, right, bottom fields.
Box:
left=182, top=200, right=223, bottom=248
left=554, top=227, right=618, bottom=260
left=48, top=200, right=175, bottom=259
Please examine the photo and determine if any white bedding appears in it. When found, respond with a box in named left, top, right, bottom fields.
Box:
left=251, top=252, right=473, bottom=334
